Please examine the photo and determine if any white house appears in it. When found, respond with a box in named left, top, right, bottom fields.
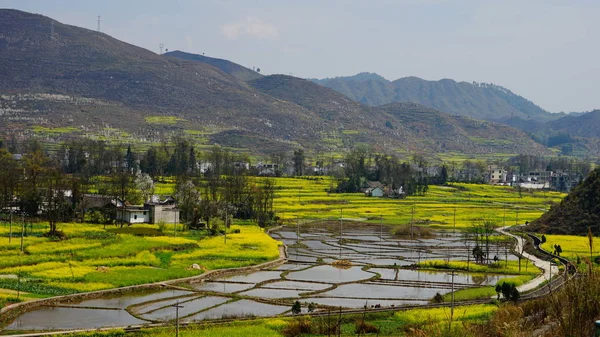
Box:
left=115, top=197, right=180, bottom=225
left=119, top=206, right=150, bottom=224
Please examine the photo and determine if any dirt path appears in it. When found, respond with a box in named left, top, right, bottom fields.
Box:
left=496, top=226, right=559, bottom=293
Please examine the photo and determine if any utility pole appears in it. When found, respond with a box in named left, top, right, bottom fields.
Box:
left=515, top=207, right=519, bottom=226
left=453, top=207, right=456, bottom=235
left=449, top=270, right=456, bottom=330
left=224, top=209, right=228, bottom=244
left=97, top=16, right=101, bottom=32
left=380, top=214, right=383, bottom=255
left=20, top=212, right=25, bottom=253
left=411, top=203, right=415, bottom=240
left=159, top=43, right=164, bottom=55
left=339, top=208, right=343, bottom=259
left=503, top=205, right=506, bottom=227
left=174, top=210, right=177, bottom=237
left=296, top=216, right=299, bottom=245
left=9, top=211, right=12, bottom=244
left=171, top=300, right=183, bottom=337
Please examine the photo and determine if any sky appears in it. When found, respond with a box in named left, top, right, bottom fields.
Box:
left=3, top=0, right=600, bottom=112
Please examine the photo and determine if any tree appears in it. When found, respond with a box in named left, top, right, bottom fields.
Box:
left=541, top=235, right=546, bottom=243
left=44, top=168, right=72, bottom=234
left=439, top=165, right=448, bottom=185
left=20, top=149, right=49, bottom=217
left=110, top=169, right=134, bottom=227
left=291, top=300, right=301, bottom=315
left=125, top=145, right=135, bottom=173
left=175, top=178, right=201, bottom=227
left=472, top=245, right=485, bottom=264
left=134, top=172, right=155, bottom=203
left=293, top=149, right=305, bottom=176
left=0, top=148, right=19, bottom=212
left=495, top=284, right=502, bottom=300
left=254, top=178, right=275, bottom=227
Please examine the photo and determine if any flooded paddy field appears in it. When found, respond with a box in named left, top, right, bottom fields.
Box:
left=3, top=223, right=522, bottom=332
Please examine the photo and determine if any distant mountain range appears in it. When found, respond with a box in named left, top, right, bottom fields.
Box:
left=0, top=9, right=588, bottom=157
left=311, top=73, right=556, bottom=122
left=311, top=73, right=600, bottom=156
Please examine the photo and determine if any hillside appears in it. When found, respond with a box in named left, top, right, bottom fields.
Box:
left=547, top=110, right=600, bottom=138
left=529, top=168, right=600, bottom=235
left=376, top=102, right=551, bottom=155
left=501, top=111, right=600, bottom=156
left=164, top=50, right=261, bottom=82
left=313, top=73, right=556, bottom=122
left=0, top=9, right=344, bottom=153
left=0, top=9, right=555, bottom=157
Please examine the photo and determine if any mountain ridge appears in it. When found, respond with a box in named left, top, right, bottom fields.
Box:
left=164, top=50, right=262, bottom=82
left=0, top=9, right=554, bottom=157
left=312, top=73, right=555, bottom=122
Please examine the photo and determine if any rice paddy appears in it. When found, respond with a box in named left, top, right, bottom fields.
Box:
left=0, top=224, right=280, bottom=300
left=0, top=178, right=571, bottom=333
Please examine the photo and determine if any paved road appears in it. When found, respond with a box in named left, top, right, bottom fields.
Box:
left=496, top=226, right=559, bottom=293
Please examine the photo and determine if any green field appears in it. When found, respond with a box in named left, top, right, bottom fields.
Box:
left=0, top=223, right=280, bottom=307
left=270, top=178, right=564, bottom=228
left=542, top=234, right=598, bottom=261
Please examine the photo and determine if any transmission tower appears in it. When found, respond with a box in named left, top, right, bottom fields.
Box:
left=50, top=20, right=54, bottom=39
left=97, top=16, right=101, bottom=32
left=159, top=43, right=164, bottom=54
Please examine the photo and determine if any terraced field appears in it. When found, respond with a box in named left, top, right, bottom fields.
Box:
left=271, top=178, right=564, bottom=227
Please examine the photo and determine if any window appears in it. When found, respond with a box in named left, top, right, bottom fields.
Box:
left=143, top=211, right=147, bottom=215
left=134, top=215, right=137, bottom=220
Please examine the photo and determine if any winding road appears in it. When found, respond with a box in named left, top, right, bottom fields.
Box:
left=496, top=226, right=559, bottom=293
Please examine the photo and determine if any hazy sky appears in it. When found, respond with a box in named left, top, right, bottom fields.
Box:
left=4, top=0, right=600, bottom=112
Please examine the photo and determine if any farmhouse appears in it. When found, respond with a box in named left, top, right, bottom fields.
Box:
left=116, top=198, right=180, bottom=225
left=362, top=181, right=385, bottom=197
left=83, top=195, right=180, bottom=225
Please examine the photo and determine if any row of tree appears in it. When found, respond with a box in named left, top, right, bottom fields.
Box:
left=334, top=148, right=447, bottom=195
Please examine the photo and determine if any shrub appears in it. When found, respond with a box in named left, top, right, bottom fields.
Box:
left=291, top=300, right=302, bottom=314
left=283, top=317, right=311, bottom=337
left=355, top=320, right=380, bottom=334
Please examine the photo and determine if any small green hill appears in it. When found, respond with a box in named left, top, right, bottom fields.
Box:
left=529, top=168, right=600, bottom=235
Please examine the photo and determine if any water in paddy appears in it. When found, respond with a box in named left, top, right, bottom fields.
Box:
left=140, top=296, right=229, bottom=321
left=182, top=299, right=289, bottom=321
left=262, top=280, right=332, bottom=291
left=3, top=224, right=522, bottom=331
left=190, top=281, right=255, bottom=293
left=6, top=307, right=147, bottom=330
left=238, top=288, right=305, bottom=299
left=302, top=297, right=428, bottom=309
left=67, top=289, right=194, bottom=309
left=323, top=283, right=447, bottom=300
left=286, top=265, right=375, bottom=283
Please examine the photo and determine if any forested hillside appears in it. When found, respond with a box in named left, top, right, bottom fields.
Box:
left=529, top=168, right=600, bottom=235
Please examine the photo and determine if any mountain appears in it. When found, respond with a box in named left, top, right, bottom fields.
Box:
left=546, top=110, right=600, bottom=138
left=375, top=102, right=550, bottom=155
left=500, top=111, right=600, bottom=156
left=312, top=73, right=556, bottom=122
left=528, top=167, right=600, bottom=235
left=0, top=9, right=554, bottom=157
left=0, top=9, right=337, bottom=153
left=164, top=50, right=261, bottom=82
